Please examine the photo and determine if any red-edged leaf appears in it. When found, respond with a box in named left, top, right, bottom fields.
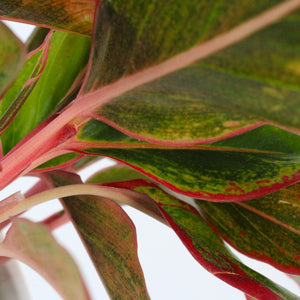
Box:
left=197, top=184, right=300, bottom=274
left=0, top=21, right=26, bottom=97
left=0, top=0, right=95, bottom=35
left=68, top=121, right=300, bottom=201
left=90, top=12, right=300, bottom=145
left=99, top=178, right=299, bottom=300
left=46, top=171, right=150, bottom=300
left=0, top=218, right=90, bottom=300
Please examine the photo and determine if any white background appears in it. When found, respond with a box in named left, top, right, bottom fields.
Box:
left=1, top=21, right=300, bottom=300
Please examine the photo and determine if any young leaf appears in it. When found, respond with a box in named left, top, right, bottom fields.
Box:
left=197, top=184, right=300, bottom=274
left=47, top=171, right=150, bottom=300
left=0, top=0, right=95, bottom=35
left=0, top=22, right=25, bottom=97
left=98, top=177, right=299, bottom=299
left=0, top=218, right=90, bottom=300
left=0, top=30, right=90, bottom=154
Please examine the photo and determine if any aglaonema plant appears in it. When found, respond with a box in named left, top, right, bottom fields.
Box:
left=0, top=0, right=300, bottom=299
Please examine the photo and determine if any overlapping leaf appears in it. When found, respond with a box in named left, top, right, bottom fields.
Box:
left=0, top=22, right=25, bottom=97
left=87, top=167, right=299, bottom=299
left=0, top=0, right=95, bottom=35
left=0, top=218, right=90, bottom=300
left=197, top=184, right=300, bottom=274
left=47, top=171, right=150, bottom=300
left=72, top=120, right=300, bottom=201
left=0, top=30, right=90, bottom=154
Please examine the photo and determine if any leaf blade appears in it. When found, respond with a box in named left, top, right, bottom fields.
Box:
left=197, top=184, right=300, bottom=274
left=0, top=218, right=90, bottom=300
left=0, top=30, right=90, bottom=154
left=98, top=176, right=299, bottom=299
left=47, top=171, right=150, bottom=300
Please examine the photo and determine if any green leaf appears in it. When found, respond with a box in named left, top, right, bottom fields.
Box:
left=81, top=0, right=287, bottom=92
left=197, top=184, right=300, bottom=274
left=86, top=11, right=300, bottom=144
left=0, top=31, right=51, bottom=135
left=101, top=178, right=299, bottom=299
left=0, top=0, right=95, bottom=35
left=0, top=218, right=90, bottom=300
left=73, top=121, right=300, bottom=201
left=0, top=30, right=90, bottom=154
left=47, top=171, right=150, bottom=300
left=0, top=22, right=25, bottom=97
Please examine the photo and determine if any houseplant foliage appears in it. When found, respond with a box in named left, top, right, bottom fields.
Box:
left=0, top=0, right=300, bottom=299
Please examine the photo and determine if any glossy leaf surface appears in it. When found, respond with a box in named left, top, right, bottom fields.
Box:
left=0, top=0, right=95, bottom=35
left=74, top=121, right=300, bottom=201
left=0, top=22, right=25, bottom=97
left=100, top=177, right=299, bottom=299
left=0, top=30, right=90, bottom=154
left=197, top=184, right=300, bottom=274
left=47, top=171, right=150, bottom=300
left=0, top=218, right=90, bottom=300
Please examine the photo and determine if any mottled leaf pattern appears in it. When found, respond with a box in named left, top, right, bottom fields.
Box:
left=47, top=171, right=150, bottom=300
left=75, top=144, right=300, bottom=201
left=99, top=178, right=299, bottom=300
left=81, top=0, right=286, bottom=92
left=0, top=218, right=90, bottom=300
